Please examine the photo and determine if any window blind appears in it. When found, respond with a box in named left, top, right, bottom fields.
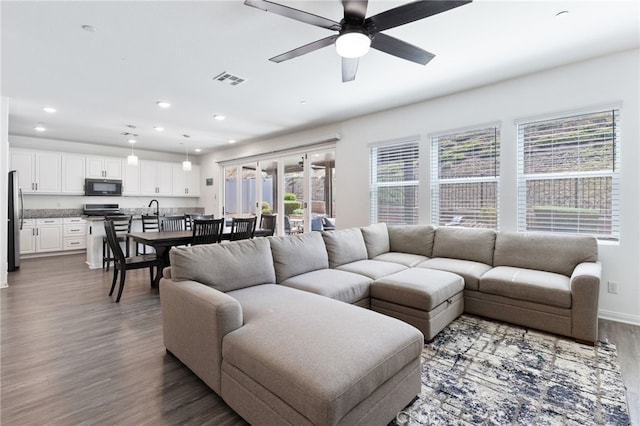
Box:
left=369, top=140, right=419, bottom=225
left=431, top=126, right=500, bottom=229
left=517, top=109, right=620, bottom=240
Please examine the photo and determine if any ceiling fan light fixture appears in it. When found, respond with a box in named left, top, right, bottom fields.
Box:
left=335, top=30, right=371, bottom=58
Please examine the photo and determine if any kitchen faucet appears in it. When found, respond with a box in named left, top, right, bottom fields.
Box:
left=148, top=199, right=159, bottom=217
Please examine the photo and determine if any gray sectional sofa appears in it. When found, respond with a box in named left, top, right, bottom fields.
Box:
left=159, top=223, right=601, bottom=425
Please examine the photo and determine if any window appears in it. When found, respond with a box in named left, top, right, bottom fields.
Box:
left=517, top=109, right=620, bottom=240
left=431, top=126, right=500, bottom=229
left=370, top=140, right=419, bottom=224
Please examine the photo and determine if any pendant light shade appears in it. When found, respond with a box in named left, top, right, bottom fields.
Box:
left=127, top=138, right=138, bottom=166
left=182, top=135, right=192, bottom=171
left=182, top=160, right=192, bottom=171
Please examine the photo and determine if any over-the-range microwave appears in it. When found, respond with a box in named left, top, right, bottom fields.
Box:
left=85, top=178, right=123, bottom=196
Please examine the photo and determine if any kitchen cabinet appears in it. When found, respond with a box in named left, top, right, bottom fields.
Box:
left=10, top=149, right=61, bottom=193
left=35, top=218, right=63, bottom=253
left=86, top=156, right=122, bottom=179
left=63, top=217, right=87, bottom=250
left=122, top=160, right=141, bottom=195
left=172, top=164, right=200, bottom=196
left=20, top=219, right=36, bottom=254
left=62, top=154, right=86, bottom=194
left=141, top=160, right=173, bottom=195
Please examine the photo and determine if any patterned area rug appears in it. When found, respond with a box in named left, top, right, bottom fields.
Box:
left=393, top=315, right=630, bottom=425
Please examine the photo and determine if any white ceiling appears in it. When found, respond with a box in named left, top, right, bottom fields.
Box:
left=2, top=1, right=638, bottom=155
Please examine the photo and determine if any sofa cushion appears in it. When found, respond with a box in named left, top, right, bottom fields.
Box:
left=280, top=269, right=372, bottom=304
left=493, top=232, right=598, bottom=277
left=388, top=225, right=435, bottom=257
left=372, top=268, right=464, bottom=311
left=480, top=266, right=571, bottom=308
left=269, top=232, right=328, bottom=283
left=432, top=227, right=496, bottom=265
left=337, top=259, right=407, bottom=280
left=322, top=228, right=369, bottom=268
left=169, top=238, right=275, bottom=292
left=360, top=222, right=390, bottom=258
left=373, top=252, right=429, bottom=267
left=417, top=258, right=492, bottom=291
left=223, top=284, right=423, bottom=425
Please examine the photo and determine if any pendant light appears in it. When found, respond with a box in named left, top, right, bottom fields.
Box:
left=127, top=138, right=138, bottom=166
left=182, top=134, right=192, bottom=171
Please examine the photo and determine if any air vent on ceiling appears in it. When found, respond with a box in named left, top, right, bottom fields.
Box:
left=213, top=71, right=246, bottom=86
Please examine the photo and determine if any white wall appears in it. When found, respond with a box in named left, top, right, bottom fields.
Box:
left=1, top=97, right=9, bottom=288
left=201, top=49, right=640, bottom=324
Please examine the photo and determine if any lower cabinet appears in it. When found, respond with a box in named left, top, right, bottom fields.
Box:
left=20, top=217, right=87, bottom=255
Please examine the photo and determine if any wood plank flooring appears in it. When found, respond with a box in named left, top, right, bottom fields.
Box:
left=2, top=254, right=639, bottom=425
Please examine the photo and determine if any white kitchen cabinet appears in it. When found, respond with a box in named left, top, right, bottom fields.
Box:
left=86, top=156, right=122, bottom=179
left=10, top=149, right=61, bottom=193
left=35, top=218, right=63, bottom=253
left=122, top=160, right=141, bottom=196
left=141, top=160, right=173, bottom=195
left=63, top=217, right=87, bottom=250
left=62, top=154, right=86, bottom=194
left=172, top=164, right=200, bottom=197
left=20, top=219, right=36, bottom=254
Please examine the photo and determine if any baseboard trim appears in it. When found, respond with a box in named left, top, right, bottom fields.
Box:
left=599, top=309, right=640, bottom=326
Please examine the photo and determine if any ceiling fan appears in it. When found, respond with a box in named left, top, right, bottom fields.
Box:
left=244, top=0, right=472, bottom=82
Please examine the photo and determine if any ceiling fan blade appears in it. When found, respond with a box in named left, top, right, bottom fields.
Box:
left=371, top=33, right=435, bottom=65
left=244, top=0, right=341, bottom=31
left=366, top=0, right=471, bottom=33
left=269, top=35, right=338, bottom=63
left=342, top=57, right=359, bottom=82
left=342, top=0, right=368, bottom=22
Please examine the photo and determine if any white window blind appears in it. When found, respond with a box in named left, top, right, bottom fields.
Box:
left=431, top=126, right=500, bottom=229
left=517, top=109, right=620, bottom=240
left=370, top=140, right=419, bottom=225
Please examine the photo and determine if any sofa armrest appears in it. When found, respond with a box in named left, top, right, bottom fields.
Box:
left=570, top=261, right=601, bottom=344
left=160, top=278, right=243, bottom=394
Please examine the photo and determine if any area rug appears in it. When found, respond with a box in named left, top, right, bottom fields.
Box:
left=393, top=315, right=630, bottom=425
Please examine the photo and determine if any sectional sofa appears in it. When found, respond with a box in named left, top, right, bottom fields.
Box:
left=159, top=223, right=600, bottom=425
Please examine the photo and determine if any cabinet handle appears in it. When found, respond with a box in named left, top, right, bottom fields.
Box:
left=36, top=228, right=39, bottom=236
left=70, top=241, right=80, bottom=245
left=70, top=228, right=80, bottom=232
left=35, top=183, right=38, bottom=191
left=32, top=228, right=35, bottom=236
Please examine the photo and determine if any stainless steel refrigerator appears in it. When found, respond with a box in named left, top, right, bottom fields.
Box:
left=8, top=170, right=23, bottom=272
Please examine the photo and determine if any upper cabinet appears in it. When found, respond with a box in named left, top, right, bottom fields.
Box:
left=61, top=154, right=86, bottom=194
left=86, top=157, right=123, bottom=179
left=141, top=160, right=174, bottom=196
left=122, top=160, right=141, bottom=196
left=10, top=148, right=61, bottom=193
left=172, top=164, right=201, bottom=197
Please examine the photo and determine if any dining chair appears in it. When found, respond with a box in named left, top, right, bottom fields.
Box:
left=229, top=217, right=257, bottom=241
left=192, top=218, right=225, bottom=245
left=185, top=213, right=214, bottom=230
left=137, top=214, right=160, bottom=255
left=257, top=214, right=277, bottom=237
left=105, top=219, right=161, bottom=303
left=160, top=215, right=185, bottom=231
left=102, top=215, right=132, bottom=271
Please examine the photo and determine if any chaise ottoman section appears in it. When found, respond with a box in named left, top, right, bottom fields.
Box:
left=222, top=285, right=423, bottom=425
left=371, top=268, right=464, bottom=341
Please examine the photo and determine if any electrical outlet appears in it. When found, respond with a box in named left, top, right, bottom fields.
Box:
left=607, top=281, right=618, bottom=294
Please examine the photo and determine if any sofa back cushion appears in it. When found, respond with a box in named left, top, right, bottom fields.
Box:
left=493, top=232, right=598, bottom=277
left=432, top=227, right=496, bottom=265
left=361, top=223, right=390, bottom=258
left=269, top=232, right=329, bottom=283
left=322, top=228, right=368, bottom=268
left=169, top=238, right=276, bottom=292
left=387, top=225, right=435, bottom=257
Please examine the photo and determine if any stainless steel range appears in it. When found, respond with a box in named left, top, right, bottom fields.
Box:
left=83, top=203, right=123, bottom=216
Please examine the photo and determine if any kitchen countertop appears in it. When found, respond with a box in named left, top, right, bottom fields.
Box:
left=24, top=208, right=205, bottom=219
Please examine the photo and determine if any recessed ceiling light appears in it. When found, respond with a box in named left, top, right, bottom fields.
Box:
left=43, top=106, right=56, bottom=113
left=154, top=126, right=164, bottom=132
left=34, top=125, right=46, bottom=132
left=194, top=148, right=202, bottom=153
left=555, top=10, right=569, bottom=17
left=156, top=101, right=171, bottom=108
left=228, top=139, right=236, bottom=144
left=213, top=115, right=226, bottom=121
left=128, top=139, right=136, bottom=144
left=81, top=25, right=96, bottom=33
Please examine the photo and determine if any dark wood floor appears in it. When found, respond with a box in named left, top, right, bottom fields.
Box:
left=2, top=254, right=639, bottom=425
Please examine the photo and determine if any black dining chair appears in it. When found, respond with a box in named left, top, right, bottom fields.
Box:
left=185, top=213, right=214, bottom=230
left=105, top=219, right=161, bottom=303
left=256, top=214, right=277, bottom=237
left=229, top=217, right=257, bottom=241
left=160, top=215, right=185, bottom=231
left=136, top=214, right=160, bottom=255
left=192, top=218, right=225, bottom=245
left=103, top=215, right=132, bottom=271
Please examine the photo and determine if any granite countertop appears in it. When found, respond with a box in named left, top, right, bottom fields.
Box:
left=25, top=208, right=205, bottom=220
